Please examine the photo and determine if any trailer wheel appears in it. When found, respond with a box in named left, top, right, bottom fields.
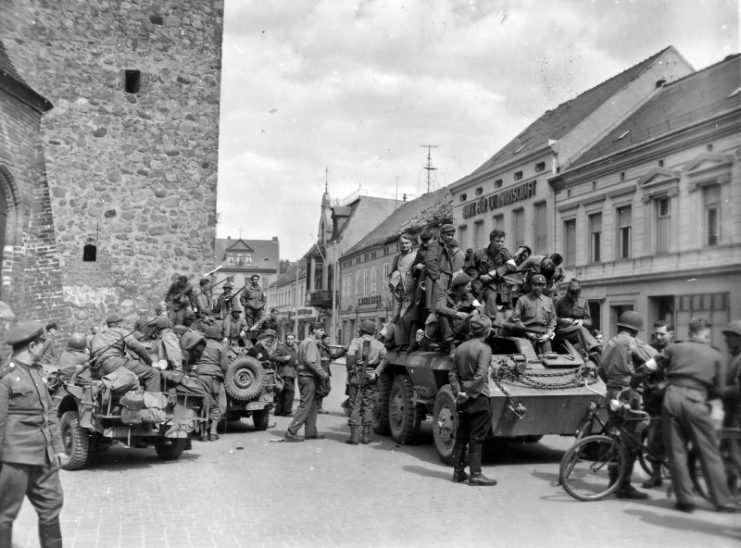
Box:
left=388, top=374, right=421, bottom=444
left=432, top=385, right=458, bottom=465
left=372, top=372, right=392, bottom=435
left=252, top=409, right=270, bottom=431
left=59, top=410, right=90, bottom=470
left=155, top=438, right=187, bottom=460
left=224, top=357, right=264, bottom=402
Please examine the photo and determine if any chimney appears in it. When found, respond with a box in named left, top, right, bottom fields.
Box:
left=272, top=236, right=279, bottom=241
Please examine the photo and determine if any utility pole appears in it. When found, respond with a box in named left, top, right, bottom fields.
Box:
left=421, top=144, right=438, bottom=193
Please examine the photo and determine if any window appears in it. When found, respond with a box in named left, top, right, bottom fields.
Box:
left=589, top=213, right=602, bottom=263
left=514, top=171, right=523, bottom=181
left=457, top=225, right=468, bottom=251
left=383, top=263, right=390, bottom=278
left=564, top=219, right=576, bottom=266
left=620, top=172, right=626, bottom=182
left=355, top=271, right=362, bottom=295
left=124, top=70, right=141, bottom=93
left=475, top=187, right=483, bottom=196
left=616, top=206, right=632, bottom=259
left=655, top=197, right=671, bottom=253
left=363, top=269, right=370, bottom=295
left=535, top=161, right=546, bottom=173
left=459, top=193, right=467, bottom=202
left=533, top=202, right=547, bottom=253
left=370, top=268, right=377, bottom=293
left=704, top=184, right=721, bottom=246
left=512, top=208, right=525, bottom=247
left=494, top=179, right=503, bottom=189
left=83, top=244, right=97, bottom=262
left=473, top=220, right=485, bottom=250
left=492, top=214, right=504, bottom=232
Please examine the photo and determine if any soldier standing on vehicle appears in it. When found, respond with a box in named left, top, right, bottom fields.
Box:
left=555, top=279, right=601, bottom=360
left=435, top=272, right=478, bottom=355
left=345, top=319, right=388, bottom=445
left=643, top=318, right=737, bottom=513
left=467, top=229, right=516, bottom=322
left=165, top=275, right=196, bottom=326
left=151, top=317, right=184, bottom=371
left=0, top=322, right=66, bottom=548
left=214, top=280, right=234, bottom=321
left=424, top=225, right=464, bottom=316
left=449, top=314, right=497, bottom=487
left=194, top=277, right=214, bottom=324
left=183, top=326, right=228, bottom=441
left=90, top=315, right=161, bottom=392
left=222, top=308, right=249, bottom=348
left=389, top=233, right=419, bottom=350
left=274, top=334, right=298, bottom=416
left=284, top=323, right=330, bottom=442
left=510, top=274, right=557, bottom=354
left=240, top=275, right=266, bottom=330
left=721, top=320, right=741, bottom=494
left=58, top=333, right=91, bottom=381
left=598, top=311, right=656, bottom=500
left=640, top=320, right=673, bottom=489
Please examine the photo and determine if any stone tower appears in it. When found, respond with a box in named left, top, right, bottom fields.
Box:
left=1, top=0, right=224, bottom=328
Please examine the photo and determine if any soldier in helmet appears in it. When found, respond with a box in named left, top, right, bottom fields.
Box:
left=598, top=310, right=657, bottom=500
left=240, top=274, right=266, bottom=330
left=344, top=319, right=388, bottom=445
left=0, top=322, right=66, bottom=548
left=214, top=280, right=235, bottom=321
left=58, top=333, right=90, bottom=380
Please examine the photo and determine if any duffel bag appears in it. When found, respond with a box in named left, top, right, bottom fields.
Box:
left=120, top=389, right=145, bottom=410
left=120, top=407, right=142, bottom=425
left=139, top=407, right=167, bottom=424
left=143, top=391, right=168, bottom=409
left=101, top=367, right=139, bottom=393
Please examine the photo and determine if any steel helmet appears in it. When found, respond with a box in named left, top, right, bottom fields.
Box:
left=722, top=320, right=741, bottom=337
left=181, top=331, right=205, bottom=351
left=67, top=333, right=88, bottom=351
left=617, top=311, right=644, bottom=332
left=359, top=319, right=376, bottom=335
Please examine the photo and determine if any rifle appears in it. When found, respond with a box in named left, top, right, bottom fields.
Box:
left=349, top=340, right=372, bottom=423
left=84, top=317, right=159, bottom=371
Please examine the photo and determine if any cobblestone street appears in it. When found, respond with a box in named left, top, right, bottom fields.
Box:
left=13, top=362, right=741, bottom=548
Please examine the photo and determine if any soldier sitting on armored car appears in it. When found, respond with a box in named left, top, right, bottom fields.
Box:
left=435, top=272, right=478, bottom=355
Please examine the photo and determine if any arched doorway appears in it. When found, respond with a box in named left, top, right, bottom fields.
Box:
left=0, top=182, right=6, bottom=270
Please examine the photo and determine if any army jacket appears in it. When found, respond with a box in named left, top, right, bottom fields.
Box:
left=599, top=332, right=657, bottom=390
left=215, top=292, right=234, bottom=319
left=450, top=338, right=492, bottom=399
left=512, top=292, right=557, bottom=333
left=296, top=337, right=325, bottom=378
left=91, top=326, right=151, bottom=365
left=193, top=339, right=228, bottom=379
left=59, top=349, right=89, bottom=380
left=469, top=244, right=514, bottom=288
left=152, top=329, right=184, bottom=369
left=274, top=344, right=298, bottom=378
left=555, top=293, right=592, bottom=327
left=240, top=283, right=266, bottom=311
left=435, top=290, right=476, bottom=319
left=346, top=335, right=387, bottom=380
left=0, top=357, right=64, bottom=465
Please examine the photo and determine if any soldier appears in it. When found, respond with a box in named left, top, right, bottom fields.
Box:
left=424, top=224, right=464, bottom=316
left=90, top=314, right=161, bottom=392
left=222, top=308, right=248, bottom=348
left=58, top=333, right=90, bottom=381
left=240, top=274, right=266, bottom=330
left=344, top=319, right=388, bottom=445
left=435, top=272, right=477, bottom=354
left=640, top=320, right=673, bottom=489
left=721, top=320, right=741, bottom=494
left=214, top=280, right=235, bottom=321
left=449, top=314, right=498, bottom=486
left=509, top=274, right=557, bottom=353
left=467, top=229, right=516, bottom=322
left=518, top=253, right=564, bottom=297
left=252, top=307, right=281, bottom=341
left=389, top=234, right=419, bottom=350
left=274, top=333, right=298, bottom=416
left=39, top=321, right=59, bottom=369
left=598, top=310, right=657, bottom=500
left=0, top=322, right=66, bottom=548
left=182, top=326, right=228, bottom=441
left=316, top=333, right=347, bottom=414
left=645, top=318, right=737, bottom=512
left=247, top=329, right=278, bottom=363
left=194, top=277, right=214, bottom=322
left=284, top=322, right=330, bottom=442
left=151, top=317, right=184, bottom=371
left=165, top=275, right=196, bottom=326
left=133, top=308, right=157, bottom=341
left=555, top=278, right=601, bottom=360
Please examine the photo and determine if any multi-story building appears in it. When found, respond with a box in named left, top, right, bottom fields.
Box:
left=338, top=188, right=452, bottom=344
left=551, top=53, right=741, bottom=350
left=449, top=47, right=693, bottom=256
left=213, top=237, right=280, bottom=301
left=265, top=261, right=313, bottom=339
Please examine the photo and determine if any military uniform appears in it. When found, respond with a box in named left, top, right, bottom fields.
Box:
left=0, top=323, right=65, bottom=548
left=435, top=286, right=477, bottom=349
left=424, top=231, right=464, bottom=312
left=511, top=290, right=557, bottom=353
left=190, top=331, right=228, bottom=440
left=240, top=282, right=266, bottom=330
left=165, top=279, right=196, bottom=326
left=152, top=324, right=184, bottom=371
left=273, top=342, right=297, bottom=416
left=222, top=313, right=248, bottom=347
left=390, top=248, right=418, bottom=348
left=554, top=292, right=599, bottom=354
left=285, top=330, right=328, bottom=440
left=58, top=349, right=89, bottom=381
left=518, top=255, right=564, bottom=297
left=214, top=287, right=235, bottom=321
left=90, top=323, right=160, bottom=392
left=345, top=329, right=387, bottom=444
left=468, top=243, right=514, bottom=318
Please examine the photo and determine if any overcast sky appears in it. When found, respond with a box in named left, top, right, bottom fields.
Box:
left=216, top=0, right=738, bottom=260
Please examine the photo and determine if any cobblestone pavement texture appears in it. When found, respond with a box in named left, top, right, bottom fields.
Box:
left=12, top=360, right=741, bottom=548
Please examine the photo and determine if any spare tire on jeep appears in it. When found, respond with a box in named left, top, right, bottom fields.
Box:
left=224, top=357, right=264, bottom=402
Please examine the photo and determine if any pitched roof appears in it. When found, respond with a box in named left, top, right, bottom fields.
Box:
left=342, top=188, right=452, bottom=257
left=0, top=38, right=52, bottom=112
left=570, top=54, right=741, bottom=168
left=214, top=238, right=279, bottom=266
left=0, top=39, right=27, bottom=85
left=271, top=261, right=307, bottom=288
left=467, top=46, right=677, bottom=178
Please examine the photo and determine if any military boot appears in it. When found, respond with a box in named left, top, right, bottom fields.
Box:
left=608, top=463, right=620, bottom=487
left=467, top=447, right=497, bottom=487
left=39, top=520, right=63, bottom=548
left=361, top=425, right=372, bottom=444
left=345, top=426, right=359, bottom=445
left=451, top=443, right=468, bottom=483
left=641, top=463, right=663, bottom=488
left=616, top=463, right=649, bottom=500
left=0, top=526, right=12, bottom=548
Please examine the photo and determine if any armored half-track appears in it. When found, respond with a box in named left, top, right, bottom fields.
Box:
left=373, top=335, right=606, bottom=463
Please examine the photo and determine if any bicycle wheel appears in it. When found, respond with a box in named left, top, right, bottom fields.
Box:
left=560, top=434, right=627, bottom=501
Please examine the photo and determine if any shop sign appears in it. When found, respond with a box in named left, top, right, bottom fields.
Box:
left=462, top=180, right=537, bottom=219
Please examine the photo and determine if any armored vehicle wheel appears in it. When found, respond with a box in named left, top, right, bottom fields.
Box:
left=388, top=374, right=421, bottom=444
left=224, top=357, right=264, bottom=402
left=59, top=410, right=90, bottom=470
left=373, top=372, right=392, bottom=435
left=432, top=386, right=458, bottom=465
left=559, top=434, right=626, bottom=501
left=155, top=438, right=187, bottom=460
left=252, top=409, right=270, bottom=431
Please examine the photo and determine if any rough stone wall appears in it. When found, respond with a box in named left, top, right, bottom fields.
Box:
left=0, top=77, right=65, bottom=359
left=1, top=0, right=223, bottom=330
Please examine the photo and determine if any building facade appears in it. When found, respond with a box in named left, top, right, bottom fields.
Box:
left=213, top=237, right=280, bottom=301
left=450, top=47, right=693, bottom=257
left=0, top=39, right=65, bottom=357
left=265, top=262, right=315, bottom=340
left=338, top=188, right=452, bottom=344
left=551, top=54, right=741, bottom=351
left=2, top=0, right=223, bottom=328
